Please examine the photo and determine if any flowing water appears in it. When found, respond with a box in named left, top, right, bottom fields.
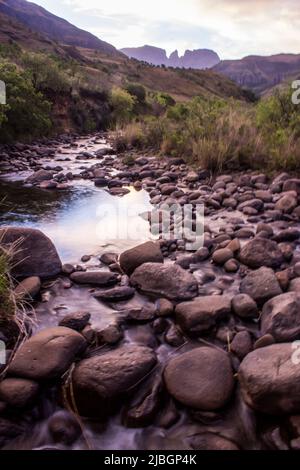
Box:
left=0, top=135, right=259, bottom=450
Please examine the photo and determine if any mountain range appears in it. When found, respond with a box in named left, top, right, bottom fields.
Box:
left=214, top=54, right=300, bottom=94
left=121, top=45, right=220, bottom=69
left=0, top=0, right=299, bottom=97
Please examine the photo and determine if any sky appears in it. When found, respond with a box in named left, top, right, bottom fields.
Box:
left=34, top=0, right=300, bottom=59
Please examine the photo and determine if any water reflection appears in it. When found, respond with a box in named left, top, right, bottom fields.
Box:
left=0, top=180, right=154, bottom=263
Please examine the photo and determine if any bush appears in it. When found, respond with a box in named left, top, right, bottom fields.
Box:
left=0, top=62, right=52, bottom=142
left=110, top=87, right=136, bottom=126
left=256, top=89, right=300, bottom=170
left=125, top=83, right=146, bottom=103
left=22, top=53, right=71, bottom=94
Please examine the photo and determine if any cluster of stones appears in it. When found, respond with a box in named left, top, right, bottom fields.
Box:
left=1, top=138, right=300, bottom=450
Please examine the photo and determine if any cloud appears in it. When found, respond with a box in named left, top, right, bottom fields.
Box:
left=36, top=0, right=300, bottom=59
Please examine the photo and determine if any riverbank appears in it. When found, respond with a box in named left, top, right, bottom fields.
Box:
left=1, top=133, right=300, bottom=450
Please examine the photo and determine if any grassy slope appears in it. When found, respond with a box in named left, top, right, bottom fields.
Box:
left=0, top=11, right=247, bottom=103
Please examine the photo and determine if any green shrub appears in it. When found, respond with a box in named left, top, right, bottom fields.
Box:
left=22, top=53, right=71, bottom=94
left=110, top=87, right=136, bottom=126
left=125, top=83, right=146, bottom=103
left=0, top=62, right=52, bottom=142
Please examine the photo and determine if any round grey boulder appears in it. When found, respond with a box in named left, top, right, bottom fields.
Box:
left=261, top=292, right=300, bottom=342
left=164, top=347, right=234, bottom=410
left=130, top=262, right=198, bottom=301
left=239, top=344, right=300, bottom=415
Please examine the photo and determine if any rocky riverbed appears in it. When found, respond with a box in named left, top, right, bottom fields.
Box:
left=1, top=133, right=300, bottom=450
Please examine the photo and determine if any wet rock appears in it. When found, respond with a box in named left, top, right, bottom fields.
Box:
left=224, top=259, right=240, bottom=273
left=190, top=433, right=239, bottom=451
left=70, top=271, right=118, bottom=287
left=124, top=376, right=162, bottom=427
left=8, top=327, right=86, bottom=380
left=0, top=378, right=39, bottom=408
left=124, top=304, right=157, bottom=322
left=94, top=286, right=135, bottom=302
left=274, top=228, right=300, bottom=243
left=164, top=347, right=234, bottom=410
left=14, top=276, right=41, bottom=299
left=232, top=294, right=258, bottom=319
left=119, top=242, right=163, bottom=276
left=58, top=312, right=91, bottom=332
left=157, top=399, right=180, bottom=429
left=100, top=252, right=118, bottom=266
left=230, top=331, right=252, bottom=360
left=239, top=344, right=300, bottom=414
left=81, top=255, right=91, bottom=263
left=238, top=199, right=264, bottom=212
left=48, top=411, right=81, bottom=445
left=130, top=263, right=198, bottom=301
left=240, top=267, right=282, bottom=305
left=62, top=263, right=75, bottom=275
left=39, top=180, right=57, bottom=189
left=282, top=179, right=300, bottom=195
left=94, top=177, right=108, bottom=187
left=275, top=194, right=298, bottom=213
left=261, top=293, right=300, bottom=342
left=239, top=238, right=284, bottom=269
left=73, top=345, right=157, bottom=418
left=97, top=324, right=123, bottom=344
left=0, top=227, right=62, bottom=279
left=195, top=247, right=210, bottom=261
left=254, top=334, right=275, bottom=350
left=212, top=248, right=233, bottom=266
left=157, top=298, right=174, bottom=317
left=165, top=323, right=185, bottom=347
left=175, top=296, right=232, bottom=335
left=288, top=278, right=300, bottom=292
left=26, top=169, right=54, bottom=184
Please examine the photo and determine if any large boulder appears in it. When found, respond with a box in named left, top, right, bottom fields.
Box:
left=239, top=238, right=284, bottom=269
left=164, top=347, right=234, bottom=410
left=239, top=344, right=300, bottom=415
left=8, top=327, right=86, bottom=381
left=26, top=169, right=54, bottom=184
left=73, top=345, right=157, bottom=417
left=240, top=267, right=282, bottom=305
left=130, top=263, right=198, bottom=301
left=0, top=227, right=62, bottom=279
left=175, top=296, right=232, bottom=335
left=119, top=242, right=163, bottom=276
left=261, top=293, right=300, bottom=342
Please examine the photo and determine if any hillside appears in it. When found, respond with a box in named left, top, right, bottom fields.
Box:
left=0, top=0, right=121, bottom=56
left=0, top=10, right=246, bottom=103
left=214, top=53, right=300, bottom=94
left=0, top=0, right=251, bottom=142
left=121, top=45, right=220, bottom=69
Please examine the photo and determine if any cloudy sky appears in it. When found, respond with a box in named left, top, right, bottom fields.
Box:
left=35, top=0, right=299, bottom=59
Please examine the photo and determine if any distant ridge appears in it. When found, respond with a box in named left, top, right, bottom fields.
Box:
left=121, top=45, right=220, bottom=69
left=214, top=53, right=300, bottom=94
